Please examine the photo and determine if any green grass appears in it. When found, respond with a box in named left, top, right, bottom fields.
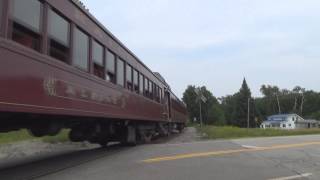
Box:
left=0, top=129, right=70, bottom=145
left=41, top=130, right=70, bottom=144
left=0, top=130, right=36, bottom=144
left=198, top=126, right=320, bottom=140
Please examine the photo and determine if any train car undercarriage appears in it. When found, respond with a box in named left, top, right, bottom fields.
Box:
left=0, top=112, right=185, bottom=146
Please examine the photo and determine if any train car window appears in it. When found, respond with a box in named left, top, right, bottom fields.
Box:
left=116, top=58, right=125, bottom=87
left=155, top=86, right=160, bottom=103
left=149, top=81, right=153, bottom=99
left=133, top=70, right=139, bottom=93
left=73, top=27, right=89, bottom=71
left=153, top=85, right=157, bottom=102
left=48, top=9, right=70, bottom=63
left=126, top=64, right=133, bottom=90
left=144, top=77, right=149, bottom=97
left=92, top=40, right=104, bottom=79
left=11, top=0, right=42, bottom=51
left=139, top=73, right=144, bottom=94
left=92, top=40, right=103, bottom=65
left=106, top=50, right=116, bottom=83
left=160, top=88, right=163, bottom=102
left=157, top=86, right=161, bottom=103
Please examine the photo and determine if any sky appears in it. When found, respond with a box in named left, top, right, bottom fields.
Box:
left=82, top=0, right=320, bottom=98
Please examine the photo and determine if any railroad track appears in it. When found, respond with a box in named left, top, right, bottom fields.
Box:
left=0, top=144, right=130, bottom=180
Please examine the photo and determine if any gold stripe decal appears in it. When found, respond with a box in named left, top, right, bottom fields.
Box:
left=143, top=141, right=320, bottom=163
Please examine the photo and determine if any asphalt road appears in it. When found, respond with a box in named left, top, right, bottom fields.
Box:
left=0, top=128, right=320, bottom=180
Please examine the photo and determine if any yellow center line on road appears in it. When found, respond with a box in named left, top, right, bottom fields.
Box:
left=143, top=141, right=320, bottom=163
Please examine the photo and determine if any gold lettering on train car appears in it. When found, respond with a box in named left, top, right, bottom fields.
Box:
left=66, top=85, right=76, bottom=96
left=120, top=96, right=126, bottom=108
left=111, top=96, right=118, bottom=105
left=43, top=78, right=123, bottom=108
left=43, top=78, right=57, bottom=96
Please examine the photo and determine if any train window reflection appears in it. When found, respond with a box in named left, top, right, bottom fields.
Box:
left=48, top=9, right=70, bottom=63
left=73, top=27, right=89, bottom=71
left=144, top=77, right=149, bottom=97
left=126, top=64, right=132, bottom=90
left=133, top=70, right=139, bottom=93
left=139, top=74, right=144, bottom=94
left=106, top=50, right=116, bottom=83
left=92, top=40, right=104, bottom=79
left=117, top=59, right=124, bottom=87
left=11, top=0, right=42, bottom=51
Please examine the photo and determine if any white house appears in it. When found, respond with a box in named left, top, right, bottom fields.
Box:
left=260, top=114, right=319, bottom=130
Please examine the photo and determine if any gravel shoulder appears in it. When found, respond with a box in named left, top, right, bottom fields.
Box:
left=0, top=140, right=98, bottom=169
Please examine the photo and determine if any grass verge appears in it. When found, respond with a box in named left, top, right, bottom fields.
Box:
left=41, top=130, right=70, bottom=144
left=198, top=126, right=320, bottom=140
left=0, top=129, right=70, bottom=145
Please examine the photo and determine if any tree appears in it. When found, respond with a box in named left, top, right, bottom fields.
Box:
left=232, top=78, right=253, bottom=127
left=220, top=95, right=237, bottom=125
left=182, top=85, right=198, bottom=122
left=260, top=85, right=281, bottom=115
left=182, top=85, right=219, bottom=124
left=208, top=105, right=226, bottom=126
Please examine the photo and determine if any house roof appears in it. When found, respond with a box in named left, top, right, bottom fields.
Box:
left=267, top=114, right=302, bottom=120
left=297, top=119, right=319, bottom=124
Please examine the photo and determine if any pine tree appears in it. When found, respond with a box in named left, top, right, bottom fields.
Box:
left=232, top=78, right=252, bottom=127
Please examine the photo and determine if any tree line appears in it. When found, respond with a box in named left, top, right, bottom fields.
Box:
left=182, top=79, right=320, bottom=128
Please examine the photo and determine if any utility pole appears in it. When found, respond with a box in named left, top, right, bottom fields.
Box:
left=195, top=88, right=206, bottom=128
left=199, top=100, right=203, bottom=128
left=247, top=98, right=250, bottom=129
left=300, top=92, right=305, bottom=115
left=276, top=94, right=281, bottom=114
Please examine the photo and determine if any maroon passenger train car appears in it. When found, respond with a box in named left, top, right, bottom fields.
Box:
left=0, top=0, right=187, bottom=145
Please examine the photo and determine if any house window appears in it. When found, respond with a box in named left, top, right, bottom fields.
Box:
left=92, top=40, right=104, bottom=79
left=139, top=74, right=144, bottom=94
left=126, top=64, right=133, bottom=90
left=133, top=70, right=139, bottom=93
left=282, top=124, right=286, bottom=128
left=106, top=50, right=116, bottom=83
left=116, top=58, right=124, bottom=87
left=73, top=28, right=89, bottom=70
left=11, top=0, right=42, bottom=51
left=48, top=9, right=70, bottom=63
